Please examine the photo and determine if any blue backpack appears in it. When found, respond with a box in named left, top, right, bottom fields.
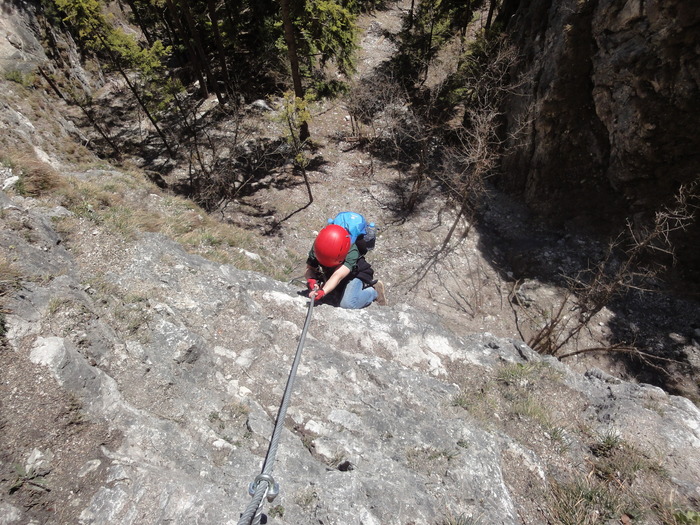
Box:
left=328, top=212, right=367, bottom=244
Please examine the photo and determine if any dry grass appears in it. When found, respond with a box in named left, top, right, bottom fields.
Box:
left=0, top=153, right=278, bottom=277
left=541, top=428, right=696, bottom=525
left=0, top=255, right=24, bottom=337
left=2, top=150, right=65, bottom=197
left=0, top=256, right=23, bottom=298
left=0, top=143, right=286, bottom=302
left=4, top=69, right=37, bottom=88
left=0, top=255, right=23, bottom=336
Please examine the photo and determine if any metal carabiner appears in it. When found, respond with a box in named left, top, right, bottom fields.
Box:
left=248, top=473, right=280, bottom=502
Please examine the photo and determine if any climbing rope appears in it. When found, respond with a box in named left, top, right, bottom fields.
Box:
left=237, top=297, right=316, bottom=525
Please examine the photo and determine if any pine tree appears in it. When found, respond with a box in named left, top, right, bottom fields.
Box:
left=398, top=0, right=485, bottom=84
left=50, top=0, right=175, bottom=155
left=279, top=0, right=310, bottom=141
left=277, top=0, right=359, bottom=140
left=299, top=0, right=358, bottom=77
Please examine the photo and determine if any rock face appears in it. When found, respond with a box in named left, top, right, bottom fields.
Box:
left=497, top=0, right=700, bottom=277
left=2, top=187, right=700, bottom=524
left=1, top=2, right=700, bottom=523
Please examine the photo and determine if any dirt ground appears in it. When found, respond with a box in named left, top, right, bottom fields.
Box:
left=0, top=337, right=119, bottom=523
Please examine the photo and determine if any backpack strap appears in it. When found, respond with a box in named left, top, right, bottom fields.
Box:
left=351, top=257, right=376, bottom=286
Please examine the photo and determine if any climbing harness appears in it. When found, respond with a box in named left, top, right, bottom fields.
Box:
left=237, top=297, right=316, bottom=525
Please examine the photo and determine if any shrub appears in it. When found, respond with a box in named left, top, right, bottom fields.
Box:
left=10, top=154, right=64, bottom=197
left=4, top=69, right=36, bottom=87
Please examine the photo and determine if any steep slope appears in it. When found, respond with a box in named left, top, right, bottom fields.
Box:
left=2, top=169, right=700, bottom=524
left=1, top=1, right=700, bottom=523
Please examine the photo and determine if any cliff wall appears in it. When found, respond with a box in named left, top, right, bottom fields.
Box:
left=498, top=0, right=700, bottom=279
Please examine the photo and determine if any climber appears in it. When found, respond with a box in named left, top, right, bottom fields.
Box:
left=305, top=223, right=386, bottom=308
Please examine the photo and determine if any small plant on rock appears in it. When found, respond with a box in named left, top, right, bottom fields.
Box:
left=438, top=513, right=482, bottom=525
left=496, top=362, right=539, bottom=386
left=4, top=69, right=36, bottom=87
left=673, top=510, right=700, bottom=524
left=7, top=152, right=64, bottom=198
left=591, top=428, right=622, bottom=457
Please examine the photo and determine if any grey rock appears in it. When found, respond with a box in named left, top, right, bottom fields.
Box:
left=24, top=448, right=52, bottom=477
left=3, top=191, right=700, bottom=524
left=250, top=99, right=273, bottom=111
left=0, top=502, right=22, bottom=524
left=2, top=175, right=19, bottom=190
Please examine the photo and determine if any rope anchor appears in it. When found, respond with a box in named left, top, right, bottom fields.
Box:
left=248, top=474, right=279, bottom=502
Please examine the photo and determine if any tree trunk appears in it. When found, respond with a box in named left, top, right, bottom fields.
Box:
left=279, top=0, right=310, bottom=142
left=207, top=0, right=232, bottom=95
left=38, top=66, right=122, bottom=157
left=159, top=6, right=178, bottom=50
left=423, top=6, right=437, bottom=83
left=407, top=0, right=415, bottom=30
left=179, top=0, right=224, bottom=103
left=125, top=0, right=154, bottom=45
left=460, top=0, right=472, bottom=40
left=117, top=62, right=174, bottom=157
left=100, top=37, right=174, bottom=157
left=222, top=0, right=240, bottom=40
left=456, top=1, right=473, bottom=68
left=164, top=0, right=209, bottom=98
left=485, top=0, right=498, bottom=30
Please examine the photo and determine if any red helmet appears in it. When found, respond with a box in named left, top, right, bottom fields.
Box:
left=314, top=224, right=351, bottom=267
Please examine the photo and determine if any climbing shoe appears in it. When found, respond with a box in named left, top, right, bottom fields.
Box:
left=374, top=281, right=387, bottom=306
